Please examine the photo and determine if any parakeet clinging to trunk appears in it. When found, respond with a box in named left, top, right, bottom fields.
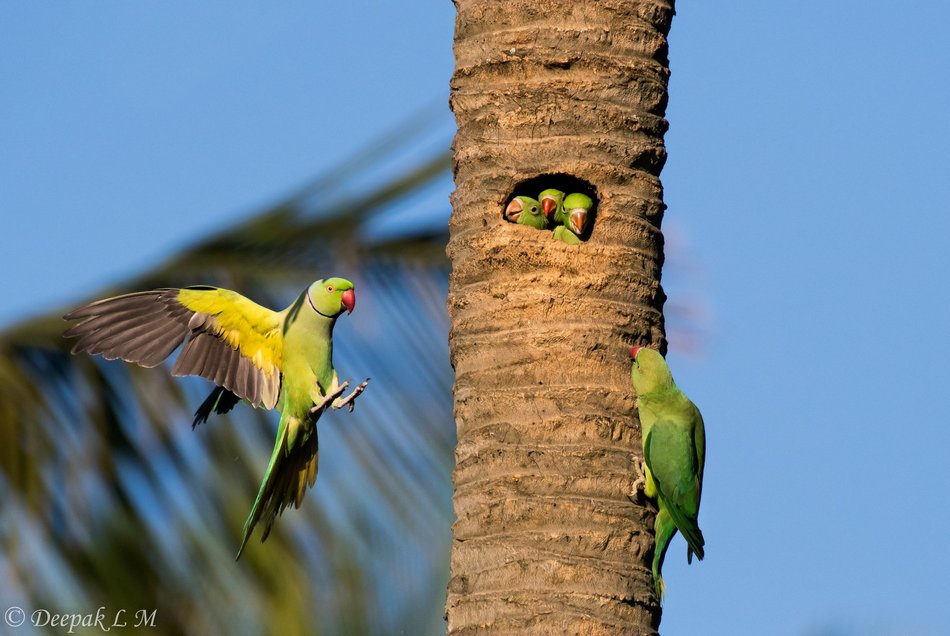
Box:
left=629, top=345, right=705, bottom=598
left=64, top=278, right=369, bottom=558
left=505, top=195, right=548, bottom=230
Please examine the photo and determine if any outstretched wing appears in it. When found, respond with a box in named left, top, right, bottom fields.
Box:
left=64, top=286, right=284, bottom=409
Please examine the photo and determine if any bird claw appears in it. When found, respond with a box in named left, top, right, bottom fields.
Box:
left=333, top=378, right=370, bottom=413
left=628, top=461, right=647, bottom=502
left=309, top=381, right=349, bottom=416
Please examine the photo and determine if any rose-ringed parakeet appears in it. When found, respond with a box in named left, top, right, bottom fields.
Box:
left=539, top=188, right=565, bottom=224
left=64, top=278, right=369, bottom=558
left=540, top=188, right=582, bottom=244
left=554, top=192, right=592, bottom=244
left=505, top=195, right=548, bottom=230
left=629, top=346, right=705, bottom=598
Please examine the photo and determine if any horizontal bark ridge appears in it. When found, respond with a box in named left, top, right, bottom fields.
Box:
left=447, top=1, right=674, bottom=634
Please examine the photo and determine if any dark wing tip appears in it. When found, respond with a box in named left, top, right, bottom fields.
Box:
left=193, top=386, right=242, bottom=429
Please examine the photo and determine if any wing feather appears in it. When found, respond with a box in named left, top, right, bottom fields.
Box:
left=93, top=317, right=170, bottom=350
left=65, top=287, right=284, bottom=408
left=644, top=419, right=705, bottom=560
left=74, top=311, right=189, bottom=368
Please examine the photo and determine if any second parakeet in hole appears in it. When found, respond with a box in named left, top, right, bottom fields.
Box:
left=64, top=278, right=369, bottom=558
left=630, top=345, right=705, bottom=598
left=505, top=195, right=548, bottom=229
left=539, top=188, right=565, bottom=223
left=539, top=188, right=581, bottom=244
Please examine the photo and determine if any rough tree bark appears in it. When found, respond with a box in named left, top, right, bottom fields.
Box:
left=445, top=0, right=675, bottom=634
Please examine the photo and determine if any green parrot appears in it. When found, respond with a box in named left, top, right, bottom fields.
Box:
left=505, top=195, right=548, bottom=230
left=540, top=189, right=581, bottom=244
left=629, top=345, right=705, bottom=598
left=64, top=278, right=369, bottom=558
left=555, top=192, right=592, bottom=243
left=538, top=188, right=565, bottom=225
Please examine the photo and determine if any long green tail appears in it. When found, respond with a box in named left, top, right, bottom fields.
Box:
left=664, top=497, right=705, bottom=563
left=236, top=417, right=290, bottom=559
left=652, top=508, right=678, bottom=599
left=236, top=411, right=319, bottom=560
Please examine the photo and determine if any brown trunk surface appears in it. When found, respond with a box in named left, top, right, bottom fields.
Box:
left=445, top=0, right=676, bottom=634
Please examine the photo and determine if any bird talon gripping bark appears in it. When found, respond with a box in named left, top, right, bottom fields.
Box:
left=629, top=461, right=647, bottom=501
left=333, top=378, right=370, bottom=412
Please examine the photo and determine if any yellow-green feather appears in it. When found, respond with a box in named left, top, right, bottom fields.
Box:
left=177, top=288, right=284, bottom=377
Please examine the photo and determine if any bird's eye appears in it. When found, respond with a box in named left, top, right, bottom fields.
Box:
left=327, top=285, right=334, bottom=293
left=530, top=206, right=537, bottom=213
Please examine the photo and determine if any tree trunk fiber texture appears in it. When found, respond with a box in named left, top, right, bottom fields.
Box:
left=446, top=1, right=676, bottom=634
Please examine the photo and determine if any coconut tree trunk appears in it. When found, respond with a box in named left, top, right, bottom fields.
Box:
left=446, top=0, right=675, bottom=633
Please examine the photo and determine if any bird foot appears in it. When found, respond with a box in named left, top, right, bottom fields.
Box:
left=628, top=461, right=647, bottom=502
left=332, top=378, right=370, bottom=413
left=309, top=382, right=350, bottom=416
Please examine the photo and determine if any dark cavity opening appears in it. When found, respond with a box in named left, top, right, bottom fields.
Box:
left=502, top=173, right=598, bottom=242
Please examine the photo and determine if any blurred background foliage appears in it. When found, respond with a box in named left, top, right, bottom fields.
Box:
left=0, top=106, right=457, bottom=635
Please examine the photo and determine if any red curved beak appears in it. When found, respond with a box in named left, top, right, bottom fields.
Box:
left=341, top=289, right=355, bottom=314
left=629, top=345, right=641, bottom=359
left=569, top=208, right=588, bottom=234
left=541, top=197, right=556, bottom=218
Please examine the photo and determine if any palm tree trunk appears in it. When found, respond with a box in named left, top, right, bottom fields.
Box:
left=446, top=1, right=675, bottom=633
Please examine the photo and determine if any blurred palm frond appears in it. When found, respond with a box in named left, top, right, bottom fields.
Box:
left=0, top=102, right=455, bottom=636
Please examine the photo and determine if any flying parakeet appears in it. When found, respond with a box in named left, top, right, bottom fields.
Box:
left=629, top=345, right=705, bottom=598
left=64, top=278, right=369, bottom=558
left=505, top=195, right=548, bottom=230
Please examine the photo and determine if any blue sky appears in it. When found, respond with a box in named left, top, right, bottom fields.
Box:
left=2, top=2, right=950, bottom=635
left=0, top=1, right=456, bottom=321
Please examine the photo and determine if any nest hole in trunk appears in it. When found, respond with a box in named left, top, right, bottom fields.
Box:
left=502, top=174, right=598, bottom=243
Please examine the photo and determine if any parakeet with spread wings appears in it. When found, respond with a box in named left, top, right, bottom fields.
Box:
left=64, top=278, right=369, bottom=558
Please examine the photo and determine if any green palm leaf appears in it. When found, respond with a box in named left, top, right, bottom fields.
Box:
left=0, top=104, right=455, bottom=635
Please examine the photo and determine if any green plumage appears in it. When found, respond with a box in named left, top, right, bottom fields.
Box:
left=505, top=195, right=548, bottom=229
left=64, top=277, right=366, bottom=558
left=543, top=191, right=591, bottom=244
left=238, top=280, right=347, bottom=557
left=506, top=190, right=594, bottom=242
left=553, top=225, right=581, bottom=245
left=630, top=346, right=705, bottom=598
left=561, top=192, right=592, bottom=233
left=539, top=188, right=565, bottom=224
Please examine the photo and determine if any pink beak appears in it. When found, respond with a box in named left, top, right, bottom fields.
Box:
left=629, top=345, right=641, bottom=359
left=505, top=198, right=523, bottom=222
left=341, top=289, right=355, bottom=314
